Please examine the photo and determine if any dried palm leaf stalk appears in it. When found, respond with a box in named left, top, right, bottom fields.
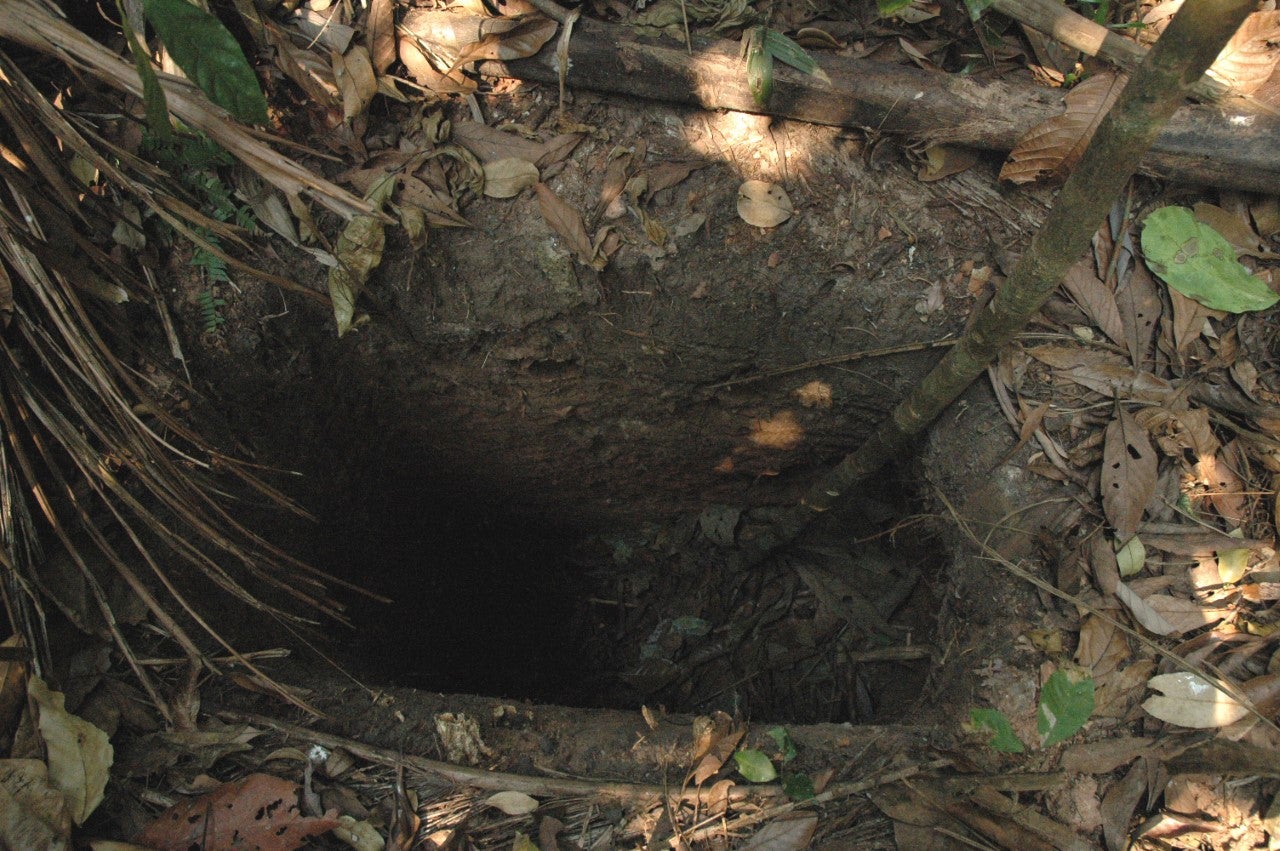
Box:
left=0, top=33, right=365, bottom=717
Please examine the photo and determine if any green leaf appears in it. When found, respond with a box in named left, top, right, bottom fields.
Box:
left=733, top=748, right=778, bottom=782
left=1037, top=669, right=1094, bottom=748
left=744, top=27, right=772, bottom=107
left=969, top=708, right=1024, bottom=753
left=782, top=772, right=815, bottom=801
left=876, top=0, right=914, bottom=14
left=1141, top=206, right=1279, bottom=314
left=962, top=0, right=998, bottom=19
left=143, top=0, right=269, bottom=124
left=671, top=616, right=711, bottom=637
left=119, top=2, right=171, bottom=141
left=767, top=726, right=797, bottom=763
left=763, top=30, right=831, bottom=86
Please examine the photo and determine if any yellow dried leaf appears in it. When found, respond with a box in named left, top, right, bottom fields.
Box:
left=793, top=381, right=832, bottom=409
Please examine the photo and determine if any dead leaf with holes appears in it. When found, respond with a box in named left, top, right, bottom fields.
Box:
left=1102, top=409, right=1157, bottom=542
left=1061, top=259, right=1125, bottom=348
left=137, top=773, right=340, bottom=851
left=1117, top=262, right=1161, bottom=367
left=737, top=180, right=793, bottom=228
left=1000, top=72, right=1125, bottom=185
left=749, top=411, right=804, bottom=450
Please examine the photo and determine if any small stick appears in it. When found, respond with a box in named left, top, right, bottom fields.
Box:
left=705, top=337, right=957, bottom=390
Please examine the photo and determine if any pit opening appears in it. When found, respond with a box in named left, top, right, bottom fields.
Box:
left=273, top=433, right=944, bottom=725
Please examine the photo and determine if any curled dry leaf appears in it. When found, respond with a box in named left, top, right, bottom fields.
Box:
left=1142, top=672, right=1249, bottom=728
left=1000, top=73, right=1125, bottom=185
left=366, top=0, right=397, bottom=75
left=737, top=180, right=793, bottom=228
left=916, top=144, right=977, bottom=182
left=482, top=158, right=539, bottom=198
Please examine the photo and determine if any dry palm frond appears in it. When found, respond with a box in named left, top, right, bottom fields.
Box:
left=0, top=14, right=372, bottom=718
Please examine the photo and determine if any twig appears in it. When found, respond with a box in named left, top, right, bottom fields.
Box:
left=219, top=710, right=782, bottom=805
left=705, top=338, right=958, bottom=390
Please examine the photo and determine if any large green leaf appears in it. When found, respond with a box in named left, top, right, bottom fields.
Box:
left=143, top=0, right=269, bottom=124
left=733, top=748, right=778, bottom=782
left=1038, top=669, right=1094, bottom=748
left=1141, top=206, right=1279, bottom=313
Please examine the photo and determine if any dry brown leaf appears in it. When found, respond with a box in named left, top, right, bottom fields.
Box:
left=1165, top=281, right=1226, bottom=356
left=482, top=158, right=539, bottom=198
left=446, top=14, right=557, bottom=71
left=1207, top=12, right=1280, bottom=95
left=749, top=411, right=804, bottom=450
left=1087, top=535, right=1121, bottom=597
left=1133, top=406, right=1219, bottom=460
left=688, top=712, right=746, bottom=786
left=1249, top=195, right=1280, bottom=237
left=1000, top=72, right=1125, bottom=185
left=1114, top=583, right=1175, bottom=635
left=397, top=176, right=472, bottom=228
left=1197, top=447, right=1247, bottom=527
left=1116, top=262, right=1161, bottom=368
left=398, top=36, right=478, bottom=94
left=1193, top=202, right=1267, bottom=256
left=642, top=161, right=707, bottom=201
left=535, top=182, right=608, bottom=269
left=737, top=180, right=793, bottom=228
left=1061, top=259, right=1126, bottom=348
left=366, top=0, right=397, bottom=75
left=267, top=23, right=341, bottom=110
left=1062, top=737, right=1156, bottom=774
left=916, top=144, right=977, bottom=182
left=332, top=45, right=377, bottom=123
left=1242, top=672, right=1280, bottom=717
left=1102, top=409, right=1158, bottom=541
left=1143, top=595, right=1230, bottom=635
left=739, top=815, right=818, bottom=850
left=1100, top=760, right=1147, bottom=851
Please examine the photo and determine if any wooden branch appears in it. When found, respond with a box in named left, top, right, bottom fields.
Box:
left=991, top=0, right=1238, bottom=106
left=461, top=16, right=1280, bottom=193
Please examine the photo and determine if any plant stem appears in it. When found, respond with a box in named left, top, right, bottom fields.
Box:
left=745, top=0, right=1255, bottom=559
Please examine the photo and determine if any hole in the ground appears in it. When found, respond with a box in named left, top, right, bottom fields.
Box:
left=276, top=439, right=942, bottom=723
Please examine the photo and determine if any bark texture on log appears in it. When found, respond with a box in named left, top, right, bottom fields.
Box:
left=447, top=16, right=1280, bottom=194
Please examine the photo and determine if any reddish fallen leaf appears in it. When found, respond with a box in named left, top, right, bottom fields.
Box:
left=1000, top=72, right=1125, bottom=185
left=136, top=773, right=339, bottom=851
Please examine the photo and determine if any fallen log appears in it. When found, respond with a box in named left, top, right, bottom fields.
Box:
left=456, top=15, right=1280, bottom=194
